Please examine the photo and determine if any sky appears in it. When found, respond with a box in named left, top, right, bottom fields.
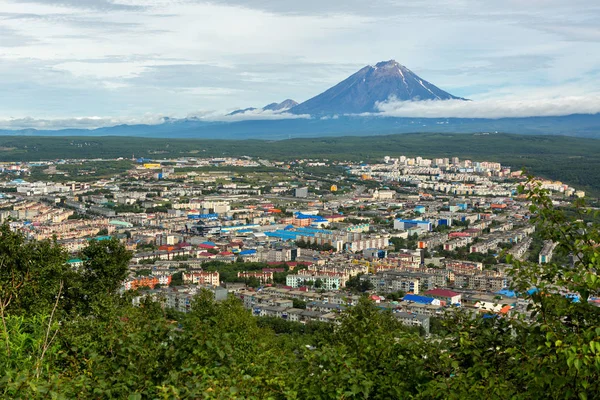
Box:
left=1, top=0, right=600, bottom=128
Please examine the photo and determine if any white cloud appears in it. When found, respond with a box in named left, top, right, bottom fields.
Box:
left=0, top=109, right=310, bottom=130
left=375, top=96, right=600, bottom=119
left=203, top=108, right=311, bottom=122
left=1, top=0, right=600, bottom=122
left=0, top=115, right=166, bottom=130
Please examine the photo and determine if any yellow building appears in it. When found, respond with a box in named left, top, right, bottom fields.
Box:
left=143, top=163, right=161, bottom=169
left=330, top=184, right=338, bottom=192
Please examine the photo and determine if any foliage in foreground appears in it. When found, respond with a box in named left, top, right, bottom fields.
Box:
left=0, top=182, right=599, bottom=398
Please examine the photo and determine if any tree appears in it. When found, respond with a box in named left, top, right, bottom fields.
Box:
left=169, top=271, right=183, bottom=286
left=0, top=224, right=68, bottom=316
left=245, top=276, right=260, bottom=288
left=292, top=298, right=307, bottom=309
left=314, top=278, right=324, bottom=289
left=345, top=274, right=374, bottom=293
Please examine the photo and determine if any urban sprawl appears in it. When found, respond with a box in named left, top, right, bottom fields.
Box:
left=0, top=155, right=590, bottom=334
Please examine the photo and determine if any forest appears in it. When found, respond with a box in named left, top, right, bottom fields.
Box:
left=0, top=185, right=599, bottom=399
left=2, top=132, right=600, bottom=195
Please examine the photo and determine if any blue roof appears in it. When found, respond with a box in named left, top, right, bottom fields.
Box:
left=265, top=231, right=304, bottom=240
left=402, top=294, right=434, bottom=304
left=265, top=226, right=333, bottom=241
left=88, top=235, right=112, bottom=241
left=496, top=289, right=517, bottom=297
left=239, top=249, right=257, bottom=255
left=294, top=213, right=315, bottom=219
left=202, top=241, right=216, bottom=247
left=395, top=219, right=431, bottom=224
left=564, top=293, right=580, bottom=303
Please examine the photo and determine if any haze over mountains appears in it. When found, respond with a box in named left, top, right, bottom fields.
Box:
left=1, top=60, right=599, bottom=139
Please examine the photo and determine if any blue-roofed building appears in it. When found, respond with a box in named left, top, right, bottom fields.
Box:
left=394, top=219, right=432, bottom=232
left=265, top=230, right=305, bottom=241
left=294, top=212, right=314, bottom=220
left=402, top=294, right=440, bottom=305
left=239, top=249, right=257, bottom=255
left=496, top=289, right=517, bottom=298
left=438, top=218, right=452, bottom=226
left=88, top=235, right=112, bottom=241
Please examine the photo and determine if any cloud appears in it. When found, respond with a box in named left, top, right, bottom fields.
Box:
left=201, top=108, right=311, bottom=122
left=0, top=26, right=38, bottom=47
left=19, top=0, right=144, bottom=11
left=0, top=109, right=311, bottom=130
left=1, top=0, right=600, bottom=122
left=0, top=115, right=166, bottom=130
left=374, top=96, right=600, bottom=119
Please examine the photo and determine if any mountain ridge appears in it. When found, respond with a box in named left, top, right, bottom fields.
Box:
left=289, top=60, right=465, bottom=115
left=228, top=99, right=298, bottom=116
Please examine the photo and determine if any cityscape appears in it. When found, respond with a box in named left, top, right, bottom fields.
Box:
left=0, top=153, right=588, bottom=336
left=1, top=0, right=599, bottom=397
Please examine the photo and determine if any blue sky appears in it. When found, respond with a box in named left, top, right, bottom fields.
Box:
left=1, top=0, right=600, bottom=128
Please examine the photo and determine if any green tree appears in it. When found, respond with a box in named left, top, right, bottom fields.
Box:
left=346, top=274, right=374, bottom=293
left=169, top=271, right=184, bottom=286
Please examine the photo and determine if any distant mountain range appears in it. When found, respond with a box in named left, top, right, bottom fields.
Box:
left=230, top=60, right=463, bottom=116
left=2, top=114, right=600, bottom=140
left=1, top=60, right=599, bottom=139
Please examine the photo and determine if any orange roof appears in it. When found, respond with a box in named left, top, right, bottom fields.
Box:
left=499, top=305, right=511, bottom=314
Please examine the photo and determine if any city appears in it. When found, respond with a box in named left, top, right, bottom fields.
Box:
left=1, top=0, right=599, bottom=397
left=0, top=154, right=589, bottom=336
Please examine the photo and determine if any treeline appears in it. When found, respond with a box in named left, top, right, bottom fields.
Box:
left=2, top=132, right=600, bottom=195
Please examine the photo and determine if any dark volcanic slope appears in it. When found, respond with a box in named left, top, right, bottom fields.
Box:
left=290, top=60, right=464, bottom=116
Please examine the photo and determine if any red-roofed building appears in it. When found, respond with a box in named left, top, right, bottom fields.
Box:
left=198, top=252, right=217, bottom=259
left=449, top=232, right=471, bottom=239
left=424, top=288, right=461, bottom=305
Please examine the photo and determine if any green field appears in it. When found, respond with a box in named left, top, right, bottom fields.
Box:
left=1, top=133, right=599, bottom=195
